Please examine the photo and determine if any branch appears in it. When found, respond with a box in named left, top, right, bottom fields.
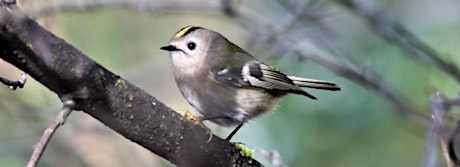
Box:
left=26, top=100, right=74, bottom=167
left=0, top=72, right=26, bottom=90
left=449, top=121, right=460, bottom=166
left=423, top=92, right=453, bottom=167
left=20, top=1, right=222, bottom=18
left=0, top=3, right=261, bottom=167
left=336, top=0, right=460, bottom=83
left=447, top=94, right=460, bottom=166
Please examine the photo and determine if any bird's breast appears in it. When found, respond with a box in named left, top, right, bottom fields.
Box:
left=175, top=74, right=281, bottom=126
left=170, top=53, right=206, bottom=76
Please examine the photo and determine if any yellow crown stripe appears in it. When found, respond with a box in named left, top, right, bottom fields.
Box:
left=175, top=26, right=199, bottom=38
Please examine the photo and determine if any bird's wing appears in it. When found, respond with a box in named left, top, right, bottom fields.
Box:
left=212, top=67, right=249, bottom=87
left=212, top=61, right=317, bottom=99
left=288, top=76, right=341, bottom=91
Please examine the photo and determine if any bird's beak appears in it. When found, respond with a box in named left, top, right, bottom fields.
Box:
left=160, top=45, right=179, bottom=51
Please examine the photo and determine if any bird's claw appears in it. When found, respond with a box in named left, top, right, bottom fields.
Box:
left=184, top=110, right=202, bottom=124
left=183, top=110, right=214, bottom=142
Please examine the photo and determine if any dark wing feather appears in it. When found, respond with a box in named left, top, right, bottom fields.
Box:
left=288, top=76, right=341, bottom=91
left=213, top=68, right=250, bottom=87
left=212, top=61, right=317, bottom=99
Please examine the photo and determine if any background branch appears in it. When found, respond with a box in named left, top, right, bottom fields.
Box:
left=336, top=0, right=460, bottom=83
left=423, top=92, right=451, bottom=167
left=26, top=99, right=74, bottom=167
left=225, top=2, right=430, bottom=125
left=449, top=121, right=460, bottom=166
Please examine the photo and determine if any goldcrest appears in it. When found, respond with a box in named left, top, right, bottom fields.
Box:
left=161, top=26, right=340, bottom=140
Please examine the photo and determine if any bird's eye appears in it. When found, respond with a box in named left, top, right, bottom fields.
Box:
left=187, top=42, right=196, bottom=50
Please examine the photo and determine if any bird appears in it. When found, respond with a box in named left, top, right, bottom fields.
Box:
left=160, top=25, right=340, bottom=140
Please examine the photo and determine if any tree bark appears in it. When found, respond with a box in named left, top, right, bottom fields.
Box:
left=0, top=3, right=261, bottom=167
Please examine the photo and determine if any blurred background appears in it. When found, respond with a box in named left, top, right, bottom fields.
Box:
left=0, top=0, right=459, bottom=166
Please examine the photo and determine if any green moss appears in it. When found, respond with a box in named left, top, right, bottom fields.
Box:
left=235, top=143, right=255, bottom=163
left=92, top=70, right=104, bottom=87
left=115, top=78, right=127, bottom=89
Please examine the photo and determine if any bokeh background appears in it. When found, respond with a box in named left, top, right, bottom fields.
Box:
left=1, top=0, right=460, bottom=166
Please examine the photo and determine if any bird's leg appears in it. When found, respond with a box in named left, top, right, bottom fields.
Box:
left=182, top=110, right=214, bottom=142
left=183, top=110, right=245, bottom=142
left=200, top=116, right=246, bottom=141
left=225, top=122, right=245, bottom=141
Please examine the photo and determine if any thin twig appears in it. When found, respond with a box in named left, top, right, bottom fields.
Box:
left=424, top=92, right=455, bottom=167
left=448, top=122, right=460, bottom=166
left=441, top=136, right=454, bottom=167
left=26, top=100, right=75, bottom=167
left=336, top=0, right=460, bottom=83
left=20, top=1, right=222, bottom=18
left=0, top=72, right=26, bottom=90
left=423, top=92, right=445, bottom=167
left=447, top=94, right=460, bottom=166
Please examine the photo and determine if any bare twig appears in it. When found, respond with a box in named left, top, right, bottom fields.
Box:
left=20, top=1, right=222, bottom=18
left=26, top=100, right=75, bottom=167
left=424, top=92, right=457, bottom=167
left=0, top=72, right=26, bottom=90
left=449, top=122, right=460, bottom=166
left=441, top=136, right=454, bottom=167
left=447, top=94, right=460, bottom=166
left=336, top=0, right=460, bottom=83
left=423, top=92, right=448, bottom=167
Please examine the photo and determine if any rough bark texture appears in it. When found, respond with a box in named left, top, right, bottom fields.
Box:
left=0, top=4, right=262, bottom=167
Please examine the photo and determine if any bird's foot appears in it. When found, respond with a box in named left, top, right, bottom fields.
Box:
left=182, top=110, right=214, bottom=142
left=183, top=110, right=203, bottom=124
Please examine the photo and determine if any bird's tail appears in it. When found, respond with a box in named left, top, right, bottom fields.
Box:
left=288, top=76, right=341, bottom=91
